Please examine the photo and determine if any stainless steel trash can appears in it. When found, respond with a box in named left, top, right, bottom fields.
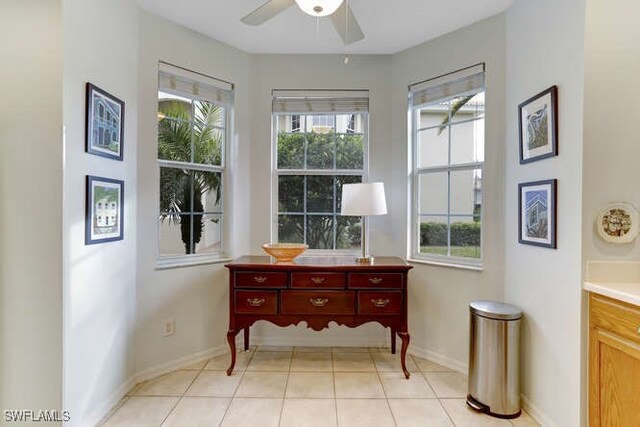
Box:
left=467, top=300, right=522, bottom=418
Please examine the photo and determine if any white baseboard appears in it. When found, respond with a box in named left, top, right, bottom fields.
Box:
left=406, top=346, right=549, bottom=426
left=520, top=394, right=554, bottom=427
left=89, top=344, right=227, bottom=426
left=133, top=344, right=228, bottom=384
left=407, top=344, right=468, bottom=374
left=83, top=376, right=136, bottom=427
left=90, top=341, right=549, bottom=427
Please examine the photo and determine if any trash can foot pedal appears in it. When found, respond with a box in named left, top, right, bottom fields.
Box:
left=466, top=394, right=490, bottom=413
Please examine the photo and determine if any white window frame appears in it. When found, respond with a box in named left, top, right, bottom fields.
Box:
left=271, top=106, right=369, bottom=256
left=408, top=64, right=485, bottom=268
left=156, top=62, right=233, bottom=268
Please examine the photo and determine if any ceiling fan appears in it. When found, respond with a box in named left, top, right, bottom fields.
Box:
left=241, top=0, right=365, bottom=45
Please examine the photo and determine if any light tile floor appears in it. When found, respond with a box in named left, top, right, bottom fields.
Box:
left=101, top=346, right=539, bottom=427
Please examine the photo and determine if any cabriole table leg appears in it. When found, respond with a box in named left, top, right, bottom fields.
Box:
left=226, top=329, right=238, bottom=376
left=398, top=331, right=411, bottom=379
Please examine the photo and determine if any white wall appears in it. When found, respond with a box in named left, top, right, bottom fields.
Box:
left=581, top=1, right=640, bottom=423
left=583, top=0, right=640, bottom=261
left=135, top=11, right=252, bottom=373
left=390, top=14, right=506, bottom=367
left=0, top=0, right=64, bottom=420
left=248, top=54, right=396, bottom=345
left=132, top=9, right=507, bottom=366
left=503, top=0, right=585, bottom=425
left=62, top=0, right=139, bottom=424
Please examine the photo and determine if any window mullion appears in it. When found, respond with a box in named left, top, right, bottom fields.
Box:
left=189, top=99, right=197, bottom=255
left=446, top=102, right=452, bottom=257
left=303, top=175, right=308, bottom=245
left=333, top=176, right=337, bottom=250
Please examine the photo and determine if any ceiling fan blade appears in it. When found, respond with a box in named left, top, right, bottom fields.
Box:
left=329, top=2, right=365, bottom=45
left=241, top=0, right=295, bottom=26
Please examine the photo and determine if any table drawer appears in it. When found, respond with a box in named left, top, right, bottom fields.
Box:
left=348, top=273, right=403, bottom=289
left=590, top=294, right=640, bottom=345
left=281, top=290, right=355, bottom=315
left=291, top=272, right=345, bottom=289
left=235, top=290, right=278, bottom=315
left=235, top=272, right=288, bottom=288
left=358, top=291, right=402, bottom=315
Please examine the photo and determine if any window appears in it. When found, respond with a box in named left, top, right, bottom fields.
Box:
left=157, top=62, right=233, bottom=265
left=409, top=64, right=485, bottom=266
left=272, top=90, right=369, bottom=251
left=291, top=115, right=301, bottom=133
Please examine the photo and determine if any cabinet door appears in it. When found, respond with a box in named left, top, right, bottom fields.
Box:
left=590, top=329, right=640, bottom=427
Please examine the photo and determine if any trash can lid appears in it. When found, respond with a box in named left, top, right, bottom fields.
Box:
left=470, top=300, right=522, bottom=320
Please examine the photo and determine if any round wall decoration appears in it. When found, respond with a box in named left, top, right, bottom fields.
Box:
left=596, top=203, right=640, bottom=244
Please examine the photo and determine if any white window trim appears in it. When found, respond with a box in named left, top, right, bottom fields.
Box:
left=408, top=65, right=485, bottom=268
left=271, top=112, right=370, bottom=255
left=156, top=63, right=233, bottom=268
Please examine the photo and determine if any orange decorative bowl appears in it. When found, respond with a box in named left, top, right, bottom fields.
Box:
left=262, top=243, right=308, bottom=262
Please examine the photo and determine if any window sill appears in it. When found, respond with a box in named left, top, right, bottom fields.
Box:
left=156, top=254, right=232, bottom=270
left=407, top=257, right=483, bottom=272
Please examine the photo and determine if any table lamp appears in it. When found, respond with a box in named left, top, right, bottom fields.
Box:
left=340, top=182, right=388, bottom=263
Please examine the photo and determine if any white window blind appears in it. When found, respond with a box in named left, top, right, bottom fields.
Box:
left=159, top=62, right=234, bottom=107
left=272, top=90, right=369, bottom=114
left=409, top=63, right=485, bottom=108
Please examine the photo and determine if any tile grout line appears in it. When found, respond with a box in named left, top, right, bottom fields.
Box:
left=107, top=347, right=509, bottom=427
left=276, top=347, right=295, bottom=426
left=331, top=348, right=340, bottom=426
left=371, top=347, right=399, bottom=427
left=218, top=347, right=255, bottom=427
left=157, top=359, right=210, bottom=426
left=436, top=397, right=458, bottom=427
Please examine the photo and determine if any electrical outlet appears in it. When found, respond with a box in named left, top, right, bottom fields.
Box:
left=162, top=318, right=175, bottom=337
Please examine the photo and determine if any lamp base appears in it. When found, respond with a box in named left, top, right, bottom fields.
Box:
left=355, top=256, right=374, bottom=264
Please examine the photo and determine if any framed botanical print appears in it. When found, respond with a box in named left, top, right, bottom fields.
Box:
left=518, top=86, right=558, bottom=164
left=85, top=83, right=124, bottom=161
left=85, top=175, right=124, bottom=245
left=518, top=179, right=557, bottom=249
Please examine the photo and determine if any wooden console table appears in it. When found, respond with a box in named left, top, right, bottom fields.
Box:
left=225, top=256, right=413, bottom=378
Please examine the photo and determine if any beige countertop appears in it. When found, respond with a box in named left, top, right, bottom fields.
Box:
left=583, top=281, right=640, bottom=307
left=584, top=261, right=640, bottom=307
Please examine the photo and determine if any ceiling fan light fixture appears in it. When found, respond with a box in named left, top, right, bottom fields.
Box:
left=295, top=0, right=344, bottom=17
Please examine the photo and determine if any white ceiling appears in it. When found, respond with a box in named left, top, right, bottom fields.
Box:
left=136, top=0, right=513, bottom=54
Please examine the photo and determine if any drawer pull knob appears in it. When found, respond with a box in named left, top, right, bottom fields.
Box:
left=371, top=298, right=390, bottom=308
left=637, top=325, right=640, bottom=335
left=369, top=277, right=383, bottom=285
left=309, top=298, right=329, bottom=307
left=247, top=298, right=266, bottom=307
left=253, top=276, right=268, bottom=283
left=311, top=277, right=326, bottom=284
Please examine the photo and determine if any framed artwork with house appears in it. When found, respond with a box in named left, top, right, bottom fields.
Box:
left=85, top=175, right=124, bottom=245
left=518, top=85, right=558, bottom=164
left=85, top=83, right=124, bottom=160
left=518, top=179, right=557, bottom=248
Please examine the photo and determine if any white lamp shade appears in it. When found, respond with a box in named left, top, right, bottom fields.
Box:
left=295, top=0, right=344, bottom=17
left=341, top=182, right=388, bottom=216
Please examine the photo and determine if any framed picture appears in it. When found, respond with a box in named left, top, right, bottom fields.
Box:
left=85, top=175, right=124, bottom=245
left=85, top=83, right=124, bottom=160
left=518, top=86, right=558, bottom=164
left=518, top=179, right=557, bottom=248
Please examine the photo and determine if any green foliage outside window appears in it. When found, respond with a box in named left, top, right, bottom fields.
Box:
left=277, top=129, right=364, bottom=250
left=158, top=99, right=222, bottom=255
left=420, top=221, right=481, bottom=258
